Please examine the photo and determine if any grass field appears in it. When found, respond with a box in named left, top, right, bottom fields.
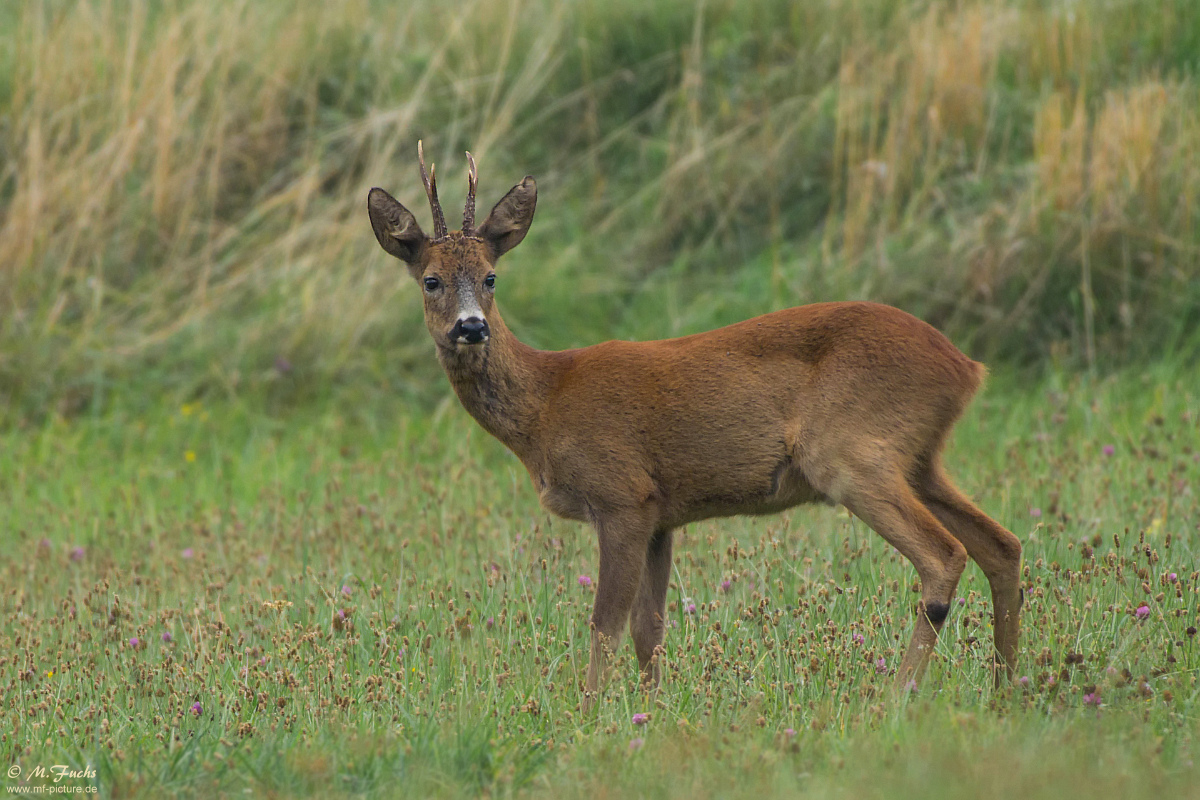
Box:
left=2, top=0, right=1200, bottom=797
left=1, top=364, right=1197, bottom=798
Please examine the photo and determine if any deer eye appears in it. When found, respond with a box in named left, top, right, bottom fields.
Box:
left=484, top=274, right=495, bottom=289
left=423, top=276, right=440, bottom=292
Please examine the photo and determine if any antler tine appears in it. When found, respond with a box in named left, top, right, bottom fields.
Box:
left=417, top=140, right=448, bottom=239
left=463, top=151, right=478, bottom=234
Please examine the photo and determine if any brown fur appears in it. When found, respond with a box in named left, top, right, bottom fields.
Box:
left=367, top=152, right=1023, bottom=708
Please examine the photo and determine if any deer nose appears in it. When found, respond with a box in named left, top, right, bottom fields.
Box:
left=453, top=317, right=490, bottom=344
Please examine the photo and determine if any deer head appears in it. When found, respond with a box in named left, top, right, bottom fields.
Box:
left=367, top=141, right=537, bottom=348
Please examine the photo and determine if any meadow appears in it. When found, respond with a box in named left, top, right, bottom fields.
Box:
left=1, top=0, right=1199, bottom=797
left=1, top=365, right=1197, bottom=798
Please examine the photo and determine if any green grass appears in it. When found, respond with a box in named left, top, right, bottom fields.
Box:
left=1, top=364, right=1197, bottom=798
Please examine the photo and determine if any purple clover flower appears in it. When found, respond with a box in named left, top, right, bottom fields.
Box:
left=1102, top=444, right=1115, bottom=456
left=191, top=702, right=202, bottom=716
left=1135, top=604, right=1150, bottom=620
left=578, top=575, right=592, bottom=588
left=632, top=712, right=650, bottom=726
left=629, top=737, right=644, bottom=752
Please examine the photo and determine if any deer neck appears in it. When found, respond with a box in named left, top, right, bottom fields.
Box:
left=435, top=310, right=555, bottom=465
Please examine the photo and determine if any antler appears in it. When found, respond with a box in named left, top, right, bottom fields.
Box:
left=463, top=151, right=478, bottom=235
left=417, top=140, right=448, bottom=239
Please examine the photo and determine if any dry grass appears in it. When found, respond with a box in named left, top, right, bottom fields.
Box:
left=0, top=0, right=1197, bottom=423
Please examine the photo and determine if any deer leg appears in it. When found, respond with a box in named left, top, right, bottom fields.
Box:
left=584, top=508, right=655, bottom=712
left=918, top=466, right=1023, bottom=685
left=841, top=470, right=968, bottom=690
left=631, top=527, right=674, bottom=688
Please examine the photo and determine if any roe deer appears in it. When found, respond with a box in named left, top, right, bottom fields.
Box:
left=367, top=143, right=1023, bottom=707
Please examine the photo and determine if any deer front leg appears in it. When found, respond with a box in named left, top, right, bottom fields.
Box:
left=631, top=527, right=674, bottom=688
left=584, top=509, right=656, bottom=713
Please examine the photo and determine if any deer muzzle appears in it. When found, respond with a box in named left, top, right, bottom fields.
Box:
left=451, top=317, right=490, bottom=345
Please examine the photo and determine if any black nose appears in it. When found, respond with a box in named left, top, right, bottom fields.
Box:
left=453, top=317, right=490, bottom=344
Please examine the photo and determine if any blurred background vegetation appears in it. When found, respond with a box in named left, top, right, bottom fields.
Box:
left=0, top=0, right=1197, bottom=426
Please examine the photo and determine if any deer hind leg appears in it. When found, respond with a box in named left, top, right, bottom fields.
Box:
left=584, top=508, right=656, bottom=712
left=917, top=465, right=1023, bottom=685
left=839, top=465, right=968, bottom=690
left=631, top=527, right=674, bottom=688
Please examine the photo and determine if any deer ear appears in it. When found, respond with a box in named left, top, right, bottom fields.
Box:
left=477, top=176, right=536, bottom=259
left=368, top=188, right=427, bottom=271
